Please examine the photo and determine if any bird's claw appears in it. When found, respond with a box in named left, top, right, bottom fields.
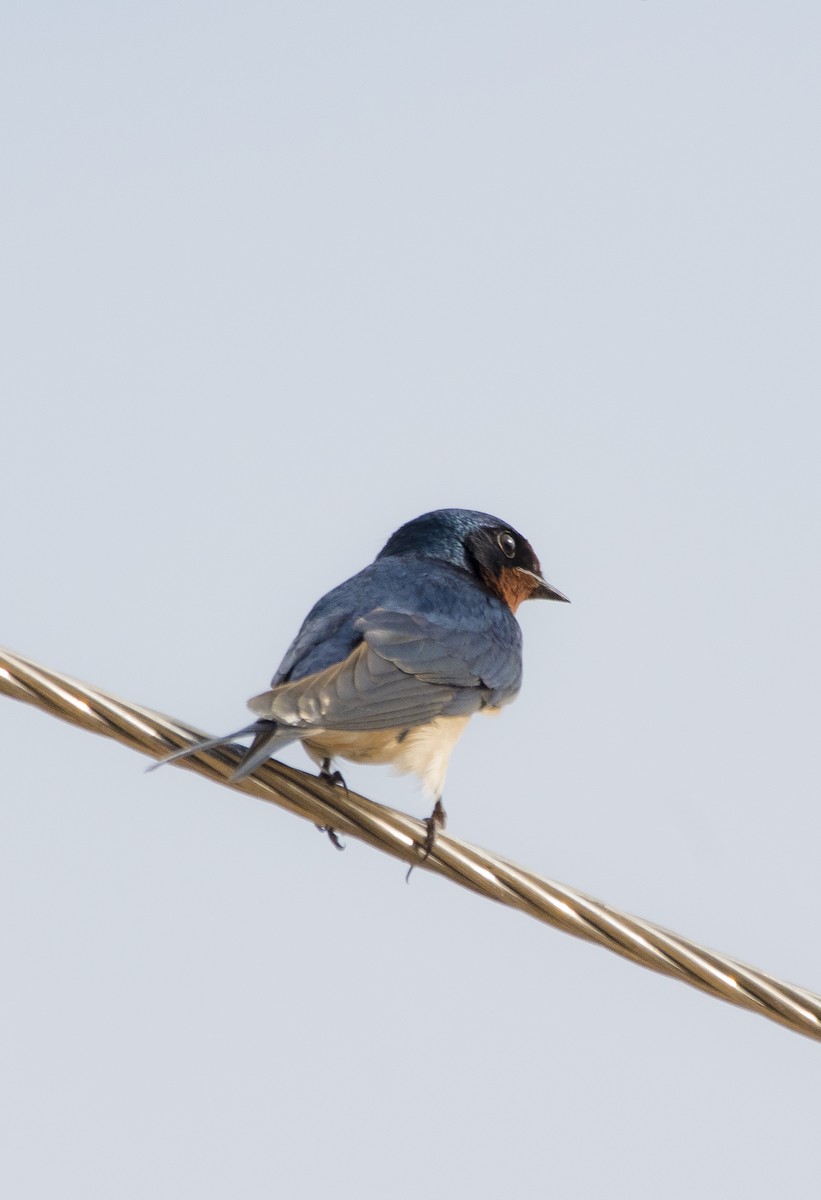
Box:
left=316, top=760, right=348, bottom=850
left=406, top=798, right=447, bottom=882
left=315, top=823, right=346, bottom=851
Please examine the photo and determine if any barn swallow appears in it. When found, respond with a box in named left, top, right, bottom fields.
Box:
left=155, top=508, right=567, bottom=859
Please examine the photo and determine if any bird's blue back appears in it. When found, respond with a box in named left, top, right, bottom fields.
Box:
left=272, top=554, right=523, bottom=708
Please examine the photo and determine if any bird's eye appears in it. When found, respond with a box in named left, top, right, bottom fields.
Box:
left=497, top=531, right=516, bottom=558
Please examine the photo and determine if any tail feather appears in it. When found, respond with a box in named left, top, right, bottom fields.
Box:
left=228, top=724, right=299, bottom=781
left=147, top=719, right=297, bottom=776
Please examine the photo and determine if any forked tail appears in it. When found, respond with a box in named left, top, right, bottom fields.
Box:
left=147, top=720, right=299, bottom=782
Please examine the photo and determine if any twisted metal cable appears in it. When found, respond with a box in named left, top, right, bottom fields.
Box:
left=2, top=643, right=819, bottom=1043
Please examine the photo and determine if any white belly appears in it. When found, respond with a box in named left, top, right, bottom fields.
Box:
left=303, top=714, right=471, bottom=799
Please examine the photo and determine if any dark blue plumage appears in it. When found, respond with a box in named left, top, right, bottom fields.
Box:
left=154, top=508, right=567, bottom=849
left=272, top=555, right=522, bottom=700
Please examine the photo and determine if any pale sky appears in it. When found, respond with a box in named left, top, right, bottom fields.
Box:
left=3, top=4, right=820, bottom=1197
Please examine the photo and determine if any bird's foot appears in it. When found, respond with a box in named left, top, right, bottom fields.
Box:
left=422, top=798, right=447, bottom=859
left=316, top=824, right=345, bottom=851
left=315, top=759, right=347, bottom=850
left=406, top=798, right=447, bottom=882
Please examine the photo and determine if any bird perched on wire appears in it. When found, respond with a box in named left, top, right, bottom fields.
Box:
left=155, top=508, right=568, bottom=859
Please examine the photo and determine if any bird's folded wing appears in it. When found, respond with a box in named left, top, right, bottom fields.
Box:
left=246, top=608, right=517, bottom=732
left=246, top=640, right=459, bottom=731
left=361, top=609, right=517, bottom=690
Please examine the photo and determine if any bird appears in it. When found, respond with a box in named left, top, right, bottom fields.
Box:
left=153, top=508, right=568, bottom=860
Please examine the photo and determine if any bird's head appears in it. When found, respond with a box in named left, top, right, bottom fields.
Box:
left=377, top=508, right=568, bottom=613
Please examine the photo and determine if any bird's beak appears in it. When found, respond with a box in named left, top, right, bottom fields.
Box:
left=525, top=570, right=570, bottom=603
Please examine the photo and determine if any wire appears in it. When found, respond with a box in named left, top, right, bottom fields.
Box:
left=2, top=643, right=819, bottom=1043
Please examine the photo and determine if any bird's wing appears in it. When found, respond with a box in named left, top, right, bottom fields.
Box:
left=362, top=608, right=520, bottom=693
left=247, top=607, right=521, bottom=733
left=270, top=608, right=354, bottom=686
